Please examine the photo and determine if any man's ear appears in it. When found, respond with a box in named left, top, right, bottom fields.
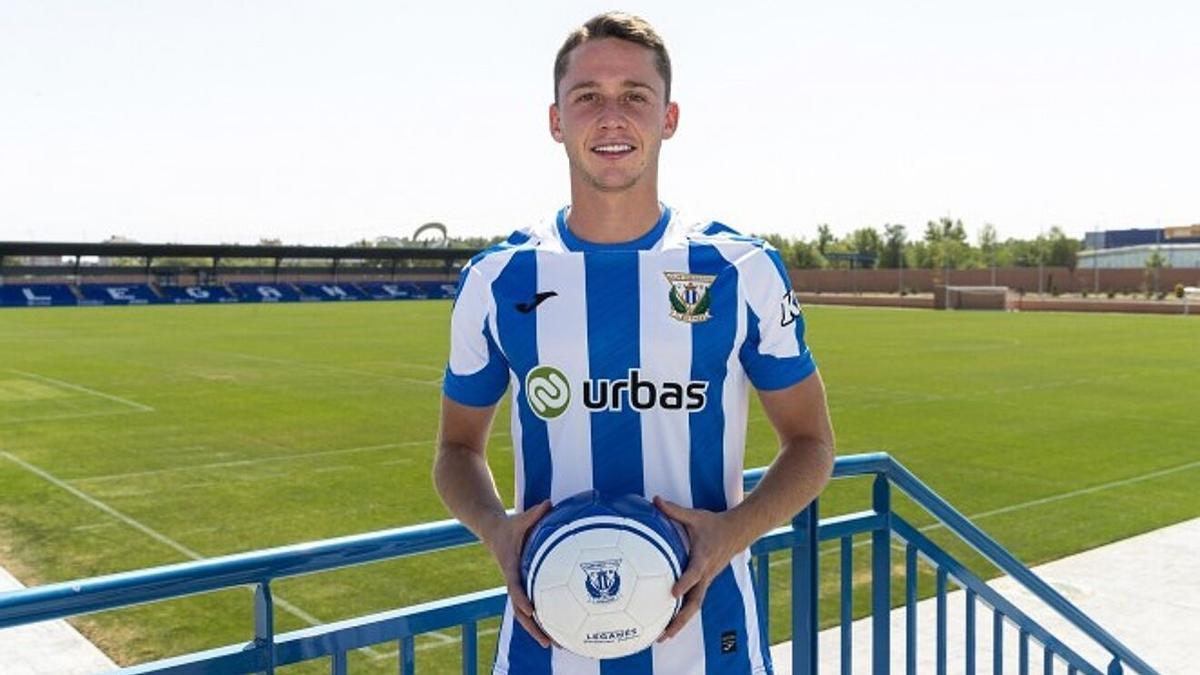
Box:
left=661, top=101, right=680, bottom=140
left=549, top=103, right=564, bottom=143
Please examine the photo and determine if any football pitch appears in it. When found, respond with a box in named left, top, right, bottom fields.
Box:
left=0, top=302, right=1196, bottom=673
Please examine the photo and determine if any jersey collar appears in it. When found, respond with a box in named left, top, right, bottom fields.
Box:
left=556, top=205, right=672, bottom=252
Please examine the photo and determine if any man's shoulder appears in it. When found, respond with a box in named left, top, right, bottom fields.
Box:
left=464, top=224, right=552, bottom=275
left=673, top=216, right=778, bottom=258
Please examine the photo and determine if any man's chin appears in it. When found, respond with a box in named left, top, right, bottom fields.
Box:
left=581, top=172, right=641, bottom=193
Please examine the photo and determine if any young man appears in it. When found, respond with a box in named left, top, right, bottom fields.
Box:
left=434, top=12, right=834, bottom=675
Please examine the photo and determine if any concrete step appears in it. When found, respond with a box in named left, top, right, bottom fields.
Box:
left=770, top=517, right=1199, bottom=673
left=0, top=567, right=116, bottom=674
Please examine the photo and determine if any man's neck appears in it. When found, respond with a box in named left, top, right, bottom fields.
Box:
left=564, top=186, right=663, bottom=245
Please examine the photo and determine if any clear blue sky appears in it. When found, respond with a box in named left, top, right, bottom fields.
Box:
left=2, top=1, right=1197, bottom=245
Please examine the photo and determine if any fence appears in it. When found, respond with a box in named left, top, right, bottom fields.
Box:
left=789, top=267, right=1200, bottom=296
left=0, top=453, right=1157, bottom=674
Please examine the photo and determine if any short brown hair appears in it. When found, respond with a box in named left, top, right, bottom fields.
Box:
left=553, top=12, right=672, bottom=103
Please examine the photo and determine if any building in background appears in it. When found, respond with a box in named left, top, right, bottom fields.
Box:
left=1080, top=225, right=1200, bottom=268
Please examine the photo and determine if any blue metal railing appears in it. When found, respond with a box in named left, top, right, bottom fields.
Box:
left=0, top=453, right=1158, bottom=674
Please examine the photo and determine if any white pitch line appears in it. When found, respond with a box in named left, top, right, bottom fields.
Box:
left=212, top=351, right=442, bottom=387
left=0, top=409, right=147, bottom=424
left=7, top=370, right=154, bottom=412
left=948, top=458, right=1200, bottom=523
left=71, top=442, right=411, bottom=483
left=768, top=456, right=1200, bottom=569
left=0, top=450, right=381, bottom=653
left=71, top=432, right=507, bottom=484
left=2, top=451, right=204, bottom=560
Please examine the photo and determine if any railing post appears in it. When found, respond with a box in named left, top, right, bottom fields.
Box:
left=966, top=589, right=976, bottom=675
left=400, top=636, right=415, bottom=675
left=463, top=620, right=477, bottom=675
left=792, top=499, right=819, bottom=675
left=756, top=553, right=771, bottom=640
left=937, top=568, right=948, bottom=675
left=906, top=543, right=917, bottom=675
left=872, top=473, right=891, bottom=675
left=841, top=536, right=854, bottom=675
left=254, top=581, right=276, bottom=675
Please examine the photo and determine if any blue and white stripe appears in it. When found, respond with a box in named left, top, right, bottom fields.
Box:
left=444, top=207, right=814, bottom=675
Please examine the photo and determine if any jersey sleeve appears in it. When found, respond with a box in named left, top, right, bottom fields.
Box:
left=442, top=265, right=510, bottom=406
left=738, top=245, right=817, bottom=390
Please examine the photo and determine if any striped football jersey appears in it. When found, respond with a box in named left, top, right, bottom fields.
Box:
left=443, top=206, right=815, bottom=675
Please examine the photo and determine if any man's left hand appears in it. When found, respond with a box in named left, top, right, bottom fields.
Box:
left=653, top=496, right=749, bottom=641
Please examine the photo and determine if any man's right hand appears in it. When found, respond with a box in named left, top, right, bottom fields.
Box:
left=481, top=499, right=553, bottom=648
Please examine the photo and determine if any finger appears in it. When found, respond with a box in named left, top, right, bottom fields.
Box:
left=504, top=572, right=552, bottom=646
left=659, top=582, right=709, bottom=641
left=507, top=578, right=535, bottom=618
left=516, top=500, right=552, bottom=532
left=653, top=496, right=694, bottom=525
left=526, top=499, right=552, bottom=520
left=515, top=607, right=553, bottom=648
left=671, top=561, right=706, bottom=598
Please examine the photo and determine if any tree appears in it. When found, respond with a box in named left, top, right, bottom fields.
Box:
left=924, top=217, right=968, bottom=245
left=1144, top=250, right=1168, bottom=295
left=816, top=224, right=835, bottom=256
left=1044, top=226, right=1081, bottom=270
left=880, top=224, right=907, bottom=268
left=791, top=239, right=826, bottom=269
left=978, top=224, right=998, bottom=263
left=848, top=227, right=882, bottom=268
left=921, top=218, right=971, bottom=270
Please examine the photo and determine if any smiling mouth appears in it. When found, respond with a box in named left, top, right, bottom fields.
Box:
left=591, top=143, right=635, bottom=156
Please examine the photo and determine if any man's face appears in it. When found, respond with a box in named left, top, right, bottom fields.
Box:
left=550, top=38, right=679, bottom=193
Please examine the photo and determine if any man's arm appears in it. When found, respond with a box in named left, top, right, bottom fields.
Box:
left=433, top=395, right=552, bottom=647
left=656, top=370, right=835, bottom=639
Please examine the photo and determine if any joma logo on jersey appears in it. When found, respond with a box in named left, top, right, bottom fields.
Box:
left=525, top=365, right=708, bottom=420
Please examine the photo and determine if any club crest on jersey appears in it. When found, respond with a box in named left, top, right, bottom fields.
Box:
left=664, top=272, right=716, bottom=323
left=580, top=559, right=622, bottom=603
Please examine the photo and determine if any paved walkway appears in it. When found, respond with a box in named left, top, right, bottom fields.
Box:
left=770, top=517, right=1199, bottom=673
left=2, top=518, right=1195, bottom=673
left=0, top=567, right=116, bottom=674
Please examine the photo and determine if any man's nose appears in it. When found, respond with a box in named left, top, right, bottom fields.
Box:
left=596, top=101, right=628, bottom=129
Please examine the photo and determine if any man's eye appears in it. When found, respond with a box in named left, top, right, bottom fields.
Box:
left=625, top=92, right=647, bottom=103
left=575, top=92, right=598, bottom=103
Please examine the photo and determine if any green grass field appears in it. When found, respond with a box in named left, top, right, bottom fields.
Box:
left=1, top=302, right=1196, bottom=673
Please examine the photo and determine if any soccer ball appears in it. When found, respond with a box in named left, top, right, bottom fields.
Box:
left=521, top=490, right=689, bottom=659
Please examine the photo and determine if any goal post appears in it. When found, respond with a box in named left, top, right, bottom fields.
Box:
left=1184, top=286, right=1200, bottom=315
left=936, top=285, right=1011, bottom=311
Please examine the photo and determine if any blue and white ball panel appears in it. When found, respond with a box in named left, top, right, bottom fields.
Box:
left=525, top=517, right=683, bottom=659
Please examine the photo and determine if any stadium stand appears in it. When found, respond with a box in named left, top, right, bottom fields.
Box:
left=0, top=284, right=78, bottom=307
left=228, top=283, right=303, bottom=303
left=0, top=240, right=477, bottom=309
left=412, top=281, right=458, bottom=299
left=77, top=284, right=161, bottom=306
left=358, top=281, right=421, bottom=299
left=158, top=285, right=240, bottom=304
left=294, top=283, right=368, bottom=301
left=0, top=281, right=462, bottom=308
